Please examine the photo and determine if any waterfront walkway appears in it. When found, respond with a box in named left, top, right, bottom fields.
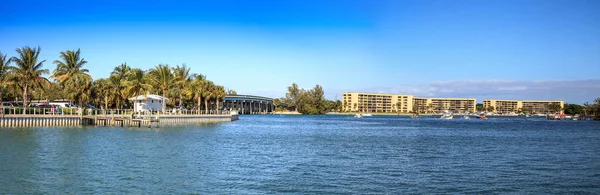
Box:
left=0, top=108, right=239, bottom=128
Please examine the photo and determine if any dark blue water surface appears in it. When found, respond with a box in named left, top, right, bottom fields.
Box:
left=1, top=115, right=600, bottom=194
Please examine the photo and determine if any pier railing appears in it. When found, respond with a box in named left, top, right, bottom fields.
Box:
left=0, top=107, right=239, bottom=128
left=1, top=107, right=235, bottom=117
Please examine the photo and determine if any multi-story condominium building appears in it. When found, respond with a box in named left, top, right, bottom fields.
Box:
left=342, top=92, right=476, bottom=113
left=483, top=99, right=564, bottom=114
left=342, top=92, right=414, bottom=113
left=415, top=98, right=477, bottom=113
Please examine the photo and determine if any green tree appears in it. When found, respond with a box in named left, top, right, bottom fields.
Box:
left=51, top=49, right=91, bottom=108
left=0, top=51, right=12, bottom=110
left=123, top=68, right=152, bottom=111
left=214, top=85, right=226, bottom=110
left=39, top=81, right=64, bottom=103
left=563, top=103, right=583, bottom=115
left=202, top=80, right=215, bottom=113
left=273, top=98, right=281, bottom=109
left=91, top=78, right=113, bottom=109
left=226, top=89, right=237, bottom=95
left=148, top=64, right=173, bottom=112
left=310, top=85, right=325, bottom=113
left=110, top=63, right=131, bottom=109
left=476, top=103, right=484, bottom=112
left=9, top=46, right=49, bottom=114
left=286, top=83, right=301, bottom=112
left=172, top=64, right=191, bottom=108
left=184, top=74, right=206, bottom=113
left=297, top=90, right=317, bottom=114
left=548, top=103, right=562, bottom=113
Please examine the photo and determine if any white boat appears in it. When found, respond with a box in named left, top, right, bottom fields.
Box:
left=354, top=114, right=363, bottom=118
left=361, top=113, right=373, bottom=117
left=463, top=115, right=470, bottom=119
left=440, top=111, right=453, bottom=120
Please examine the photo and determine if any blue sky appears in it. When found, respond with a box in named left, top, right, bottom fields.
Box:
left=2, top=0, right=599, bottom=103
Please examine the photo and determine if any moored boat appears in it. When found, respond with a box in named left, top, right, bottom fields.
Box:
left=476, top=113, right=488, bottom=119
left=440, top=111, right=453, bottom=120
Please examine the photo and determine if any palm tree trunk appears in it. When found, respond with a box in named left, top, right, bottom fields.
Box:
left=133, top=91, right=139, bottom=113
left=162, top=88, right=166, bottom=113
left=179, top=88, right=183, bottom=108
left=0, top=90, right=3, bottom=115
left=22, top=84, right=28, bottom=115
left=204, top=99, right=208, bottom=114
left=179, top=89, right=183, bottom=114
left=197, top=95, right=201, bottom=115
left=78, top=99, right=83, bottom=116
left=216, top=99, right=220, bottom=111
left=116, top=98, right=120, bottom=110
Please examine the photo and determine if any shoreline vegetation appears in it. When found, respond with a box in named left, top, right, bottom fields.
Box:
left=1, top=47, right=234, bottom=115
left=273, top=83, right=342, bottom=115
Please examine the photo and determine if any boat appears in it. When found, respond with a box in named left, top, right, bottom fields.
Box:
left=476, top=113, right=488, bottom=119
left=463, top=115, right=470, bottom=119
left=440, top=111, right=453, bottom=120
left=361, top=113, right=373, bottom=117
left=354, top=114, right=363, bottom=118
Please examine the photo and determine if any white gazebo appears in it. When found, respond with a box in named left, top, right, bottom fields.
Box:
left=128, top=94, right=169, bottom=112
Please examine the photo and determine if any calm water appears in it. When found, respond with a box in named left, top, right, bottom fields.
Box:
left=1, top=115, right=599, bottom=194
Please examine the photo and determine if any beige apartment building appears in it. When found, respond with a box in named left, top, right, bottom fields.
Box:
left=342, top=92, right=414, bottom=113
left=414, top=97, right=476, bottom=113
left=483, top=99, right=564, bottom=114
left=342, top=92, right=476, bottom=113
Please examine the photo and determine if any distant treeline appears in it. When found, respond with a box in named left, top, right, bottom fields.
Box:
left=274, top=83, right=341, bottom=114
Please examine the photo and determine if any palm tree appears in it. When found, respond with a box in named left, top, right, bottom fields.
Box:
left=92, top=78, right=113, bottom=109
left=426, top=103, right=432, bottom=114
left=108, top=75, right=123, bottom=109
left=187, top=74, right=206, bottom=114
left=51, top=49, right=91, bottom=108
left=148, top=64, right=173, bottom=113
left=214, top=85, right=226, bottom=111
left=226, top=89, right=237, bottom=95
left=123, top=68, right=152, bottom=112
left=1, top=52, right=13, bottom=111
left=110, top=63, right=130, bottom=109
left=9, top=46, right=49, bottom=114
left=202, top=80, right=215, bottom=113
left=172, top=64, right=191, bottom=109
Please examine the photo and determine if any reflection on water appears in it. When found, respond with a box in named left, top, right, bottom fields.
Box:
left=1, top=115, right=599, bottom=194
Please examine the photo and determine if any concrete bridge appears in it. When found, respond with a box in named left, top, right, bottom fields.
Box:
left=224, top=95, right=274, bottom=114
